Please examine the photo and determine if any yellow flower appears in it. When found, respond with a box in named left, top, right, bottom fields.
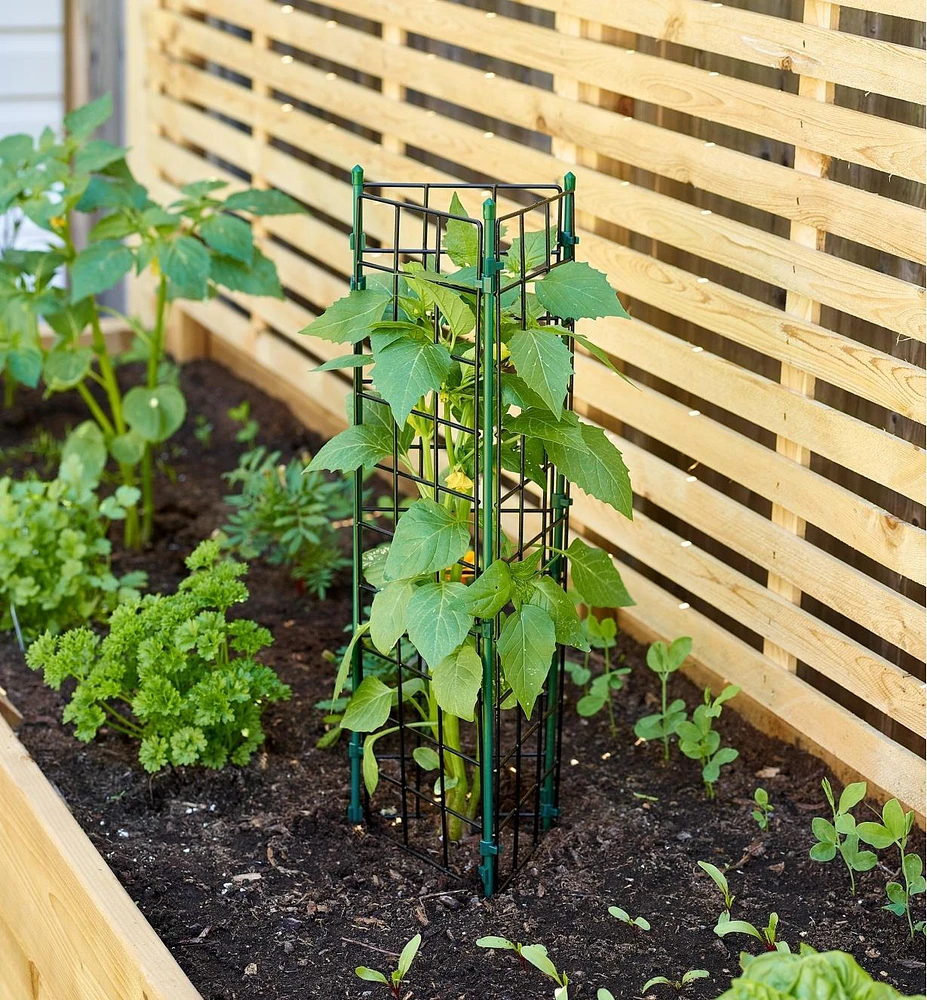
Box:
left=49, top=215, right=66, bottom=232
left=446, top=469, right=473, bottom=494
left=151, top=257, right=161, bottom=277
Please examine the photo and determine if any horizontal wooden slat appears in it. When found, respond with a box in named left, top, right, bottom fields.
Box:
left=147, top=58, right=927, bottom=420
left=191, top=0, right=925, bottom=182
left=151, top=10, right=926, bottom=341
left=524, top=0, right=926, bottom=102
left=149, top=33, right=925, bottom=265
left=611, top=564, right=926, bottom=818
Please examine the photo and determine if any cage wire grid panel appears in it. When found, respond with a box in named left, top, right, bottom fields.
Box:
left=343, top=173, right=576, bottom=893
left=128, top=0, right=926, bottom=817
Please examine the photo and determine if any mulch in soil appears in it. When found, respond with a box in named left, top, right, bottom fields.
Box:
left=1, top=359, right=924, bottom=1000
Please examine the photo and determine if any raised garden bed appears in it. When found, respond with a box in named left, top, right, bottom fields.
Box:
left=1, top=360, right=923, bottom=1000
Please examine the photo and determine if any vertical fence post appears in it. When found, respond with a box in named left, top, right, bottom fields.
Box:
left=347, top=165, right=367, bottom=825
left=763, top=0, right=839, bottom=672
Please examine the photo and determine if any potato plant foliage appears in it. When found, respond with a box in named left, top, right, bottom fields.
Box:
left=302, top=192, right=634, bottom=829
left=0, top=94, right=303, bottom=546
left=26, top=540, right=290, bottom=772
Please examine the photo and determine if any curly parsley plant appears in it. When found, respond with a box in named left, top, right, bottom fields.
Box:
left=26, top=540, right=290, bottom=771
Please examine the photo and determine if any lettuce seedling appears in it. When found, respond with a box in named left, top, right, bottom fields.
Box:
left=26, top=540, right=290, bottom=770
left=698, top=860, right=735, bottom=912
left=857, top=798, right=926, bottom=938
left=355, top=933, right=421, bottom=998
left=608, top=904, right=651, bottom=931
left=809, top=779, right=876, bottom=895
left=676, top=684, right=740, bottom=798
left=635, top=970, right=709, bottom=995
left=477, top=937, right=570, bottom=997
left=634, top=636, right=691, bottom=761
left=715, top=910, right=789, bottom=953
left=752, top=787, right=773, bottom=832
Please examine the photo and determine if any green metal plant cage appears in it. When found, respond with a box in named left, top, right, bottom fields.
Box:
left=345, top=167, right=578, bottom=896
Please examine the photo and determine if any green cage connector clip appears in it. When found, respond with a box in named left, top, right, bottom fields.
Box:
left=479, top=839, right=501, bottom=859
left=552, top=492, right=573, bottom=509
left=558, top=230, right=579, bottom=247
left=539, top=803, right=560, bottom=820
left=480, top=257, right=504, bottom=293
left=347, top=740, right=365, bottom=759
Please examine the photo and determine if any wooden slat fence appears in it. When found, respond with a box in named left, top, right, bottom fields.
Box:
left=126, top=0, right=926, bottom=815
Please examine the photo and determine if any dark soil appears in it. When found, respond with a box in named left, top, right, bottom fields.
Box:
left=1, top=360, right=924, bottom=1000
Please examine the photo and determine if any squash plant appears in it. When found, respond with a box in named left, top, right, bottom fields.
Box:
left=0, top=94, right=304, bottom=546
left=302, top=172, right=634, bottom=892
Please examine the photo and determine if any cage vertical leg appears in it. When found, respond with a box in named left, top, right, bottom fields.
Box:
left=478, top=195, right=500, bottom=897
left=541, top=171, right=577, bottom=830
left=347, top=164, right=366, bottom=825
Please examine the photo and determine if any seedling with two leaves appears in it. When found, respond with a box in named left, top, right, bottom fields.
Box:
left=676, top=685, right=740, bottom=798
left=809, top=779, right=876, bottom=895
left=632, top=970, right=709, bottom=996
left=608, top=904, right=651, bottom=931
left=477, top=937, right=570, bottom=998
left=751, top=787, right=773, bottom=832
left=355, top=933, right=421, bottom=998
left=714, top=910, right=789, bottom=953
left=634, top=636, right=691, bottom=761
left=856, top=797, right=926, bottom=938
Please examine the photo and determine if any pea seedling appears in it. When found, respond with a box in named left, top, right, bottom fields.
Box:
left=608, top=905, right=651, bottom=931
left=570, top=610, right=629, bottom=736
left=698, top=860, right=735, bottom=912
left=477, top=937, right=570, bottom=997
left=714, top=910, right=789, bottom=953
left=809, top=779, right=876, bottom=895
left=634, top=636, right=691, bottom=760
left=676, top=685, right=740, bottom=798
left=857, top=798, right=926, bottom=938
left=752, top=787, right=773, bottom=832
left=355, top=933, right=421, bottom=998
left=635, top=970, right=709, bottom=995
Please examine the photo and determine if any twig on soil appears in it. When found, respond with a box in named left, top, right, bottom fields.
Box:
left=341, top=937, right=401, bottom=959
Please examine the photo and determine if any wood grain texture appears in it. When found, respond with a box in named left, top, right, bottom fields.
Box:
left=0, top=715, right=203, bottom=1000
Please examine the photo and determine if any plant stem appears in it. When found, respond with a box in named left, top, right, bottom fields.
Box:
left=140, top=275, right=168, bottom=544
left=441, top=711, right=469, bottom=842
left=661, top=674, right=670, bottom=762
left=900, top=843, right=914, bottom=937
left=3, top=377, right=14, bottom=409
left=603, top=642, right=616, bottom=737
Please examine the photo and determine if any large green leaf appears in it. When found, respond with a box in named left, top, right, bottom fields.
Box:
left=223, top=188, right=305, bottom=215
left=74, top=140, right=127, bottom=175
left=70, top=240, right=134, bottom=302
left=431, top=640, right=482, bottom=721
left=444, top=192, right=478, bottom=267
left=406, top=581, right=473, bottom=666
left=299, top=287, right=391, bottom=344
left=547, top=422, right=633, bottom=518
left=369, top=580, right=416, bottom=654
left=64, top=93, right=113, bottom=139
left=109, top=430, right=146, bottom=465
left=160, top=235, right=211, bottom=300
left=504, top=225, right=556, bottom=274
left=5, top=345, right=43, bottom=388
left=123, top=384, right=187, bottom=443
left=526, top=576, right=589, bottom=650
left=535, top=260, right=629, bottom=321
left=507, top=407, right=582, bottom=447
left=567, top=539, right=634, bottom=608
left=340, top=676, right=393, bottom=733
left=456, top=559, right=512, bottom=619
left=373, top=333, right=453, bottom=425
left=498, top=604, right=556, bottom=718
left=61, top=420, right=107, bottom=489
left=406, top=272, right=475, bottom=339
left=307, top=423, right=393, bottom=473
left=508, top=327, right=572, bottom=418
left=382, top=498, right=470, bottom=582
left=209, top=248, right=282, bottom=298
left=43, top=347, right=93, bottom=391
left=199, top=212, right=254, bottom=264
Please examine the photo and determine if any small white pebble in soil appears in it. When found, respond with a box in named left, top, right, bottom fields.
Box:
left=244, top=963, right=258, bottom=977
left=570, top=758, right=579, bottom=766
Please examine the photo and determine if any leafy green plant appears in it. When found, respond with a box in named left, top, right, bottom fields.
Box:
left=633, top=636, right=691, bottom=761
left=635, top=970, right=709, bottom=995
left=25, top=539, right=290, bottom=770
left=809, top=779, right=876, bottom=895
left=0, top=95, right=303, bottom=546
left=304, top=192, right=634, bottom=839
left=676, top=684, right=740, bottom=798
left=698, top=860, right=735, bottom=912
left=566, top=608, right=629, bottom=735
left=608, top=904, right=650, bottom=931
left=0, top=425, right=65, bottom=477
left=752, top=787, right=773, bottom=832
left=0, top=457, right=144, bottom=638
left=715, top=947, right=923, bottom=1000
left=477, top=937, right=570, bottom=998
left=857, top=798, right=926, bottom=937
left=715, top=910, right=789, bottom=953
left=193, top=414, right=213, bottom=447
left=355, top=933, right=421, bottom=998
left=228, top=400, right=259, bottom=443
left=221, top=443, right=352, bottom=599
